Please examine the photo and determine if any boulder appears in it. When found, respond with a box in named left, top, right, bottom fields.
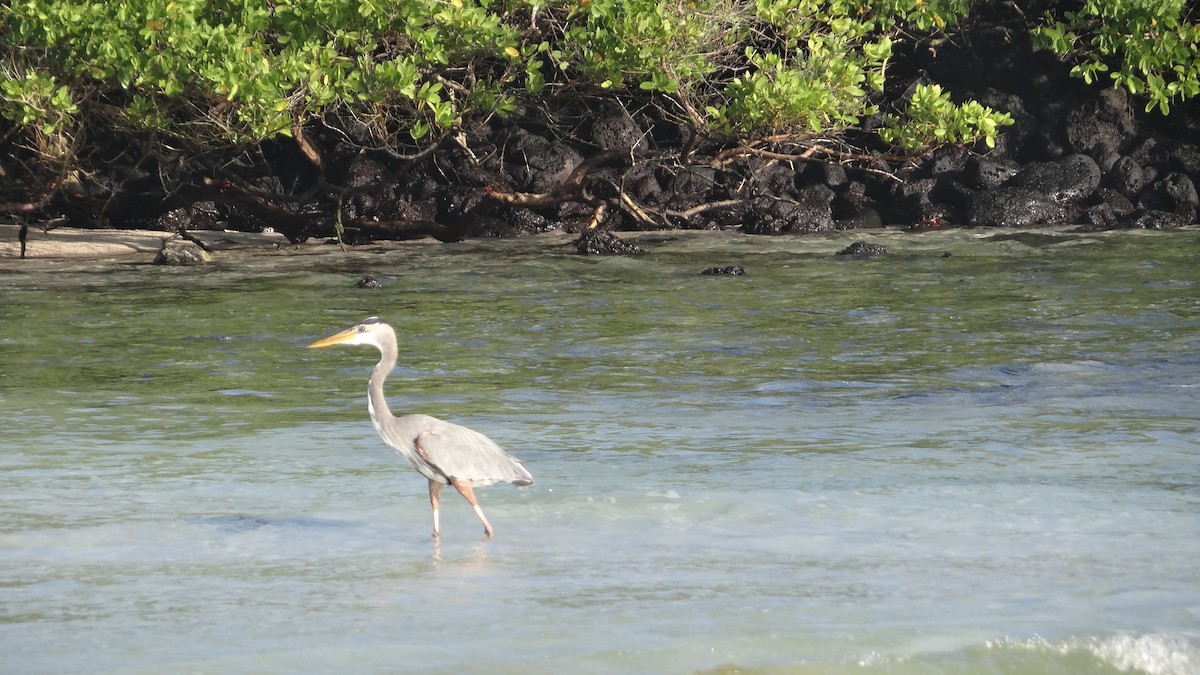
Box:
left=927, top=146, right=971, bottom=176
left=973, top=88, right=1036, bottom=159
left=506, top=208, right=551, bottom=235
left=821, top=163, right=849, bottom=188
left=504, top=129, right=583, bottom=193
left=832, top=181, right=873, bottom=222
left=741, top=185, right=834, bottom=234
left=910, top=201, right=959, bottom=229
left=1105, top=156, right=1148, bottom=197
left=666, top=166, right=718, bottom=212
left=1120, top=209, right=1189, bottom=230
left=968, top=156, right=1021, bottom=190
left=1168, top=143, right=1200, bottom=175
left=574, top=230, right=640, bottom=255
left=1142, top=172, right=1199, bottom=213
left=966, top=187, right=1070, bottom=227
left=836, top=241, right=889, bottom=256
left=583, top=100, right=643, bottom=150
left=887, top=178, right=938, bottom=224
left=790, top=184, right=837, bottom=232
left=1082, top=188, right=1137, bottom=230
left=1064, top=88, right=1136, bottom=156
left=836, top=207, right=883, bottom=230
left=700, top=265, right=746, bottom=275
left=154, top=240, right=212, bottom=265
left=1010, top=154, right=1101, bottom=203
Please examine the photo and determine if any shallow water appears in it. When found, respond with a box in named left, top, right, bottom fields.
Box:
left=1, top=229, right=1198, bottom=674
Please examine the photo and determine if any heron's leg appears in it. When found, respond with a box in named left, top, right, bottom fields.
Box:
left=428, top=479, right=443, bottom=539
left=450, top=478, right=494, bottom=538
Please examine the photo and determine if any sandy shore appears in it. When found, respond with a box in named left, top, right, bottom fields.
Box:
left=0, top=222, right=294, bottom=260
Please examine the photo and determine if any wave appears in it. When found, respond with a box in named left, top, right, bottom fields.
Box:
left=992, top=634, right=1200, bottom=675
left=697, top=633, right=1199, bottom=675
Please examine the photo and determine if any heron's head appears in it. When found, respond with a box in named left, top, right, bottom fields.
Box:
left=307, top=317, right=392, bottom=349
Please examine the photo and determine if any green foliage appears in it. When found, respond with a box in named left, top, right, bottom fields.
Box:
left=559, top=0, right=974, bottom=139
left=713, top=43, right=884, bottom=135
left=0, top=0, right=1008, bottom=157
left=0, top=71, right=78, bottom=134
left=755, top=0, right=969, bottom=39
left=1035, top=0, right=1200, bottom=115
left=0, top=0, right=521, bottom=144
left=704, top=0, right=970, bottom=138
left=562, top=0, right=733, bottom=93
left=879, top=84, right=1014, bottom=152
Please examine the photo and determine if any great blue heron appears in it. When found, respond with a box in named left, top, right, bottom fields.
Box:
left=308, top=317, right=533, bottom=538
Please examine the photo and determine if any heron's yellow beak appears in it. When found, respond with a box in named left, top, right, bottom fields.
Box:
left=307, top=328, right=357, bottom=349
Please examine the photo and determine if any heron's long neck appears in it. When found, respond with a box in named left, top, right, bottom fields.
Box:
left=367, top=349, right=396, bottom=427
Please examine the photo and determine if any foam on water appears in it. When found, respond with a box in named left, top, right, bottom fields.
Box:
left=1081, top=635, right=1200, bottom=675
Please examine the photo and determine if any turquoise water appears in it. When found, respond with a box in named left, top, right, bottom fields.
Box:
left=1, top=229, right=1198, bottom=673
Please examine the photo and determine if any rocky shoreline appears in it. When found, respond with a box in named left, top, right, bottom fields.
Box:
left=3, top=6, right=1198, bottom=251
left=873, top=18, right=1200, bottom=235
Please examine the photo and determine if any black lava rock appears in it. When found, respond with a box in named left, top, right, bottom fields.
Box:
left=836, top=241, right=889, bottom=256
left=700, top=265, right=746, bottom=275
left=966, top=187, right=1071, bottom=227
left=1010, top=154, right=1101, bottom=204
left=574, top=230, right=641, bottom=255
left=153, top=240, right=212, bottom=265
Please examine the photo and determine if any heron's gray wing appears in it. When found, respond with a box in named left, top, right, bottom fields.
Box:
left=412, top=419, right=533, bottom=487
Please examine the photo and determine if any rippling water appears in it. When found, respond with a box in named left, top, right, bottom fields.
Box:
left=1, top=229, right=1198, bottom=673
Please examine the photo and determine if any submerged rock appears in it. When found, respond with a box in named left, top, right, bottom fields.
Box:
left=574, top=229, right=640, bottom=255
left=1120, top=209, right=1189, bottom=230
left=355, top=275, right=381, bottom=289
left=700, top=265, right=746, bottom=275
left=836, top=241, right=889, bottom=256
left=153, top=240, right=212, bottom=265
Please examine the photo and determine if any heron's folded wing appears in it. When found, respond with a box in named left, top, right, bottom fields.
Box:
left=415, top=421, right=533, bottom=487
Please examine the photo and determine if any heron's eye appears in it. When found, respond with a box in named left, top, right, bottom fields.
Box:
left=356, top=325, right=366, bottom=332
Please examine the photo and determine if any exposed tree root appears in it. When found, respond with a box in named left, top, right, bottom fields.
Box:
left=483, top=147, right=661, bottom=231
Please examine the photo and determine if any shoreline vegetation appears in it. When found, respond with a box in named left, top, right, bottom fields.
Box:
left=2, top=1, right=1198, bottom=255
